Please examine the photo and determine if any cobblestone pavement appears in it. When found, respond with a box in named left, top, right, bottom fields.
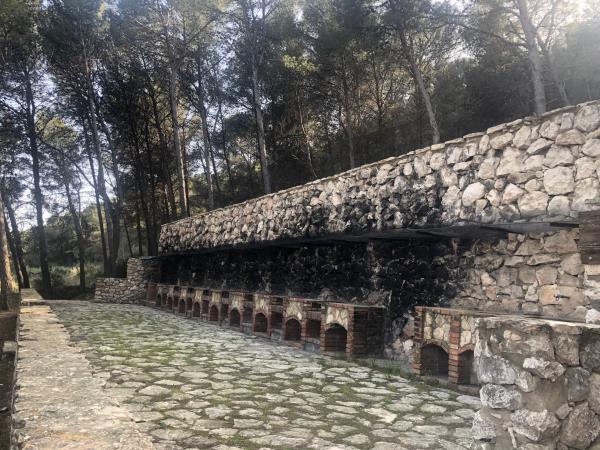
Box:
left=51, top=301, right=480, bottom=450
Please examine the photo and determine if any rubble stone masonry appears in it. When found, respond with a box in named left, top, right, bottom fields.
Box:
left=95, top=257, right=160, bottom=303
left=156, top=101, right=600, bottom=364
left=474, top=316, right=600, bottom=448
left=160, top=101, right=600, bottom=253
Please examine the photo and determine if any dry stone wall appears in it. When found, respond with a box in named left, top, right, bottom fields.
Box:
left=453, top=229, right=590, bottom=321
left=474, top=316, right=600, bottom=449
left=160, top=101, right=600, bottom=254
left=94, top=257, right=160, bottom=303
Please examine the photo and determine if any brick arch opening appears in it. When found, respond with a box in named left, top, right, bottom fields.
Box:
left=458, top=349, right=477, bottom=385
left=284, top=318, right=302, bottom=341
left=178, top=298, right=186, bottom=313
left=209, top=305, right=219, bottom=322
left=201, top=300, right=209, bottom=315
left=166, top=297, right=173, bottom=309
left=230, top=309, right=241, bottom=327
left=323, top=324, right=347, bottom=352
left=421, top=343, right=449, bottom=378
left=254, top=313, right=268, bottom=333
left=192, top=302, right=201, bottom=318
left=155, top=294, right=162, bottom=307
left=186, top=298, right=193, bottom=312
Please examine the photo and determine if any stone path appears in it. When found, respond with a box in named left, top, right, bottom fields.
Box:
left=51, top=301, right=480, bottom=450
left=13, top=301, right=154, bottom=449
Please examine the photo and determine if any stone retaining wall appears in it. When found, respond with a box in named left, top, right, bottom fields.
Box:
left=160, top=101, right=600, bottom=254
left=94, top=257, right=160, bottom=303
left=473, top=316, right=600, bottom=449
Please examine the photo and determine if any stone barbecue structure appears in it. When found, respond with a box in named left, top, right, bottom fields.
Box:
left=151, top=285, right=385, bottom=357
left=95, top=100, right=600, bottom=448
left=413, top=306, right=480, bottom=387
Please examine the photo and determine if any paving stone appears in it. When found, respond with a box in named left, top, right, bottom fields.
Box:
left=344, top=433, right=370, bottom=445
left=372, top=442, right=409, bottom=450
left=420, top=404, right=447, bottom=414
left=51, top=301, right=479, bottom=450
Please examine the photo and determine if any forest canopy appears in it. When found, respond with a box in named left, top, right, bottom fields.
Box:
left=0, top=0, right=599, bottom=299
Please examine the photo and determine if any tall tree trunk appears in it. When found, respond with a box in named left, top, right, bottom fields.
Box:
left=169, top=67, right=188, bottom=217
left=181, top=122, right=191, bottom=217
left=216, top=97, right=234, bottom=192
left=341, top=66, right=357, bottom=169
left=0, top=190, right=17, bottom=310
left=25, top=69, right=51, bottom=294
left=515, top=0, right=547, bottom=115
left=3, top=191, right=30, bottom=288
left=295, top=88, right=318, bottom=179
left=84, top=132, right=109, bottom=275
left=398, top=30, right=440, bottom=144
left=129, top=121, right=152, bottom=256
left=124, top=217, right=133, bottom=258
left=143, top=120, right=159, bottom=255
left=98, top=117, right=123, bottom=273
left=4, top=211, right=22, bottom=289
left=135, top=202, right=143, bottom=256
left=85, top=64, right=114, bottom=276
left=148, top=85, right=177, bottom=218
left=196, top=67, right=215, bottom=210
left=251, top=63, right=272, bottom=194
left=64, top=179, right=86, bottom=291
left=535, top=31, right=571, bottom=107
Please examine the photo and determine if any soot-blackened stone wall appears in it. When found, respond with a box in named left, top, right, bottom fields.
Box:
left=160, top=238, right=472, bottom=364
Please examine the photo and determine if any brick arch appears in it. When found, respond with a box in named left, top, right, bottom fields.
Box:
left=323, top=323, right=347, bottom=353
left=420, top=342, right=449, bottom=378
left=422, top=339, right=450, bottom=353
left=192, top=301, right=201, bottom=318
left=458, top=343, right=475, bottom=354
left=178, top=298, right=186, bottom=314
left=457, top=347, right=477, bottom=385
left=209, top=305, right=219, bottom=322
left=254, top=313, right=268, bottom=333
left=284, top=318, right=302, bottom=341
left=185, top=297, right=193, bottom=312
left=230, top=308, right=241, bottom=327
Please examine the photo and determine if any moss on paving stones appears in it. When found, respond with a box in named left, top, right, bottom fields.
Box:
left=51, top=301, right=478, bottom=450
